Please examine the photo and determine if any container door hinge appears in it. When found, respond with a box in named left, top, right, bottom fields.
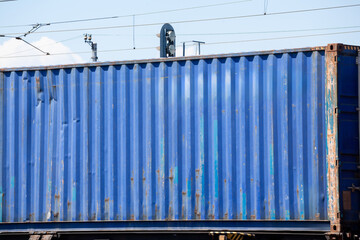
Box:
left=348, top=184, right=360, bottom=192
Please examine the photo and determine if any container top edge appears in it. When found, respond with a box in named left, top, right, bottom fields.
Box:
left=0, top=43, right=357, bottom=72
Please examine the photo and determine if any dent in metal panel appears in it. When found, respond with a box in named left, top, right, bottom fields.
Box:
left=45, top=70, right=53, bottom=222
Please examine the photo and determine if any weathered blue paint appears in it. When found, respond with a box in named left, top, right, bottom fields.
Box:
left=0, top=44, right=358, bottom=233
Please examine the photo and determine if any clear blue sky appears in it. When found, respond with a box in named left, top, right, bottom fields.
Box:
left=0, top=0, right=359, bottom=64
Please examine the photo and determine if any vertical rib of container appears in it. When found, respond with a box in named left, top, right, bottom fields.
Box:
left=192, top=60, right=205, bottom=220
left=262, top=55, right=275, bottom=220
left=118, top=65, right=127, bottom=220
left=166, top=61, right=179, bottom=220
left=78, top=67, right=89, bottom=220
left=290, top=53, right=305, bottom=220
left=205, top=59, right=219, bottom=220
left=219, top=58, right=232, bottom=219
left=141, top=63, right=152, bottom=220
left=103, top=66, right=114, bottom=220
left=249, top=56, right=261, bottom=220
left=129, top=64, right=140, bottom=220
left=5, top=72, right=15, bottom=222
left=179, top=60, right=191, bottom=220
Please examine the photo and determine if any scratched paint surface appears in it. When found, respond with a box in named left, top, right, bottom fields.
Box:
left=0, top=50, right=327, bottom=223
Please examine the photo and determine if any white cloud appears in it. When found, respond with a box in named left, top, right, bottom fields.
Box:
left=0, top=37, right=84, bottom=68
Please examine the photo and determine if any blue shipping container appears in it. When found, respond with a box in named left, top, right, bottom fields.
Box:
left=0, top=43, right=358, bottom=236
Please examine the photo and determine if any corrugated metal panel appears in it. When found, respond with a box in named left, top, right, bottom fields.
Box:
left=335, top=45, right=360, bottom=233
left=0, top=50, right=327, bottom=224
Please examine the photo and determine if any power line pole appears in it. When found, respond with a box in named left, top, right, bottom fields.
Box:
left=84, top=33, right=98, bottom=62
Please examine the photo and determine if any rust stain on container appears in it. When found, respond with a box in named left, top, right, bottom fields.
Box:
left=325, top=43, right=341, bottom=233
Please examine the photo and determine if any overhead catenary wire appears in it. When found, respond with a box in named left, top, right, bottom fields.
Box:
left=15, top=37, right=50, bottom=55
left=88, top=25, right=360, bottom=37
left=1, top=23, right=51, bottom=55
left=0, top=46, right=156, bottom=59
left=204, top=29, right=360, bottom=46
left=3, top=35, right=83, bottom=57
left=2, top=3, right=360, bottom=36
left=1, top=29, right=359, bottom=59
left=175, top=25, right=360, bottom=36
left=0, top=0, right=252, bottom=29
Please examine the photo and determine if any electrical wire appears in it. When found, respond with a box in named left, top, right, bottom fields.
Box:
left=0, top=24, right=52, bottom=55
left=204, top=30, right=360, bottom=46
left=2, top=3, right=359, bottom=36
left=1, top=29, right=359, bottom=59
left=3, top=35, right=82, bottom=57
left=179, top=25, right=360, bottom=36
left=0, top=46, right=156, bottom=59
left=90, top=25, right=360, bottom=37
left=15, top=37, right=50, bottom=55
left=0, top=0, right=252, bottom=28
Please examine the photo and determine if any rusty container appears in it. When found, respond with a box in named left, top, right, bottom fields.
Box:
left=0, top=43, right=358, bottom=237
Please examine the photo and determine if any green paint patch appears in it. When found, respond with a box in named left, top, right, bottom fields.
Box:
left=174, top=167, right=178, bottom=185
left=10, top=177, right=15, bottom=188
left=72, top=186, right=76, bottom=202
